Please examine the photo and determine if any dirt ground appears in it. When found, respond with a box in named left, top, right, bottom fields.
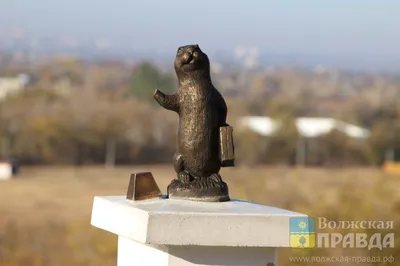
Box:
left=1, top=165, right=397, bottom=225
left=0, top=165, right=399, bottom=266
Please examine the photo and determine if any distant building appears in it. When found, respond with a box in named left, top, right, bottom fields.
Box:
left=0, top=74, right=30, bottom=100
left=237, top=116, right=370, bottom=139
left=237, top=116, right=371, bottom=166
left=0, top=161, right=13, bottom=180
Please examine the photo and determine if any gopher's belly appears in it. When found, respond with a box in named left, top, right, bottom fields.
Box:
left=178, top=101, right=220, bottom=177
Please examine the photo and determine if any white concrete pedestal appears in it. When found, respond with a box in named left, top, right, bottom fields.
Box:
left=91, top=196, right=307, bottom=266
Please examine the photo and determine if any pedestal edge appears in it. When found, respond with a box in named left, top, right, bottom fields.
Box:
left=90, top=195, right=308, bottom=247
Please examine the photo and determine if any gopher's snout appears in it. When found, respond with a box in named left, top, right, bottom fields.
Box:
left=175, top=45, right=208, bottom=74
left=181, top=52, right=193, bottom=64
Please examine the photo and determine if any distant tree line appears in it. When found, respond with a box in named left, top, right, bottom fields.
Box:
left=0, top=59, right=398, bottom=167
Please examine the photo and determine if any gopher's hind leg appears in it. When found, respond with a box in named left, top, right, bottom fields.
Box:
left=178, top=171, right=195, bottom=183
left=174, top=152, right=194, bottom=183
left=173, top=152, right=184, bottom=172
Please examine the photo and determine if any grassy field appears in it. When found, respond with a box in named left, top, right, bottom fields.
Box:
left=1, top=165, right=399, bottom=265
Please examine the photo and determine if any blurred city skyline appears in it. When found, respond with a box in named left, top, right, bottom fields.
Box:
left=1, top=1, right=400, bottom=71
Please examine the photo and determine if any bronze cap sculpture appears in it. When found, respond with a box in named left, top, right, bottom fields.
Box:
left=154, top=44, right=234, bottom=202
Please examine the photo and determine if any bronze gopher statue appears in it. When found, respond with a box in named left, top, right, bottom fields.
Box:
left=154, top=44, right=232, bottom=202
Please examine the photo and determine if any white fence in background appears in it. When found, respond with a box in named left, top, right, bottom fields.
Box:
left=0, top=161, right=12, bottom=180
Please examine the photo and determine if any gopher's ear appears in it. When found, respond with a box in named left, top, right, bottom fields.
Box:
left=195, top=44, right=199, bottom=49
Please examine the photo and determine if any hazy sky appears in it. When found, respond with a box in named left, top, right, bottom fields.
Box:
left=1, top=0, right=399, bottom=55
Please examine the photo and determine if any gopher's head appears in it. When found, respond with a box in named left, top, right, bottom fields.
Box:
left=174, top=44, right=210, bottom=76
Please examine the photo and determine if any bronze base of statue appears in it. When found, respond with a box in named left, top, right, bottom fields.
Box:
left=167, top=174, right=230, bottom=202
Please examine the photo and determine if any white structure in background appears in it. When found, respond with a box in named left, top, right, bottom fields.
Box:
left=91, top=195, right=307, bottom=266
left=233, top=45, right=260, bottom=69
left=237, top=116, right=370, bottom=139
left=0, top=161, right=12, bottom=180
left=0, top=74, right=30, bottom=100
left=237, top=116, right=370, bottom=166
